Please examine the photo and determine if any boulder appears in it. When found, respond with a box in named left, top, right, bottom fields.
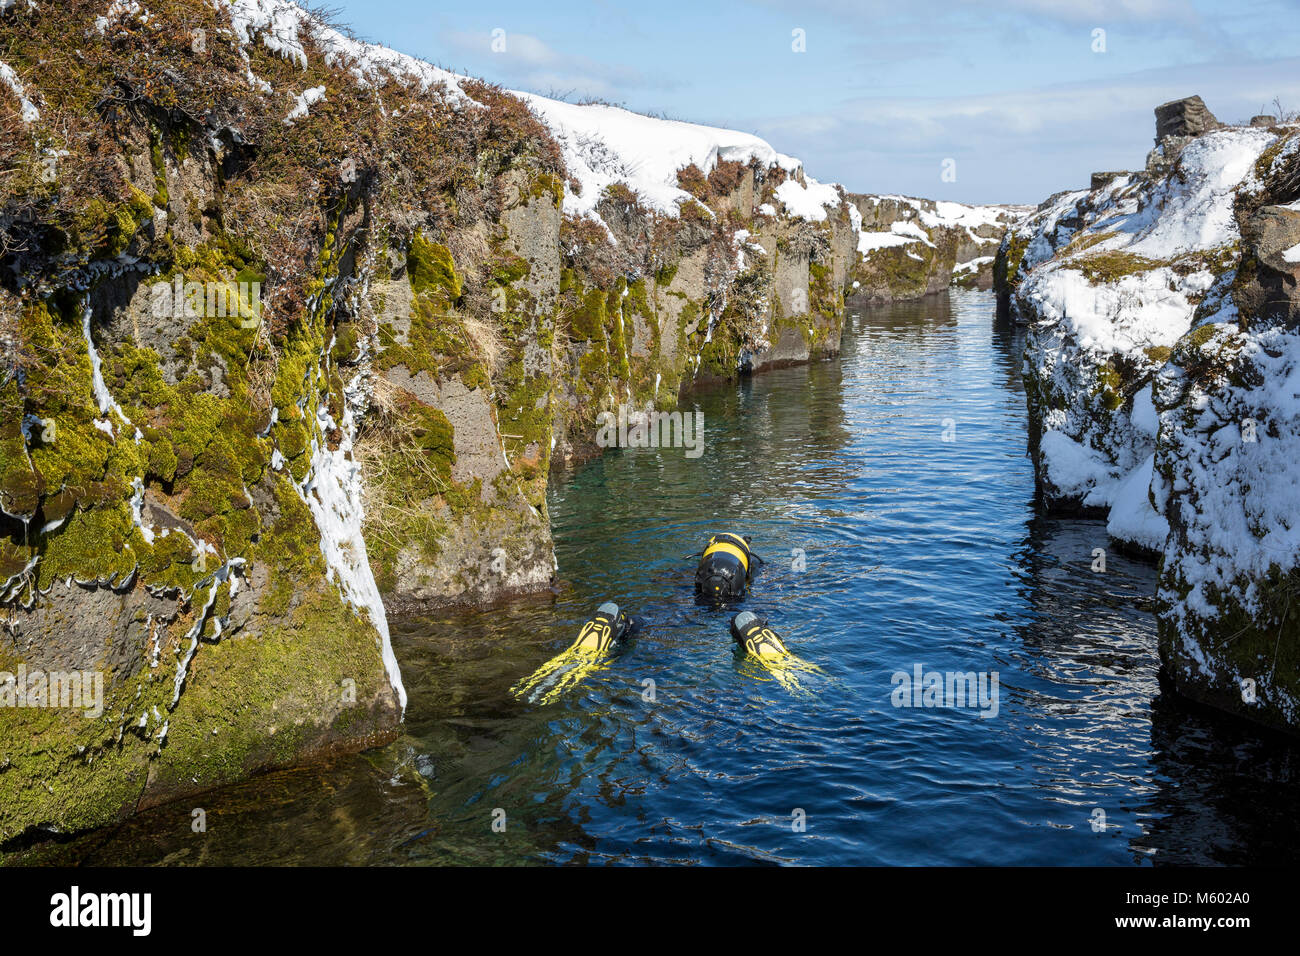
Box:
left=1154, top=95, right=1218, bottom=142
left=1251, top=114, right=1278, bottom=127
left=1090, top=171, right=1130, bottom=190
left=1235, top=203, right=1300, bottom=328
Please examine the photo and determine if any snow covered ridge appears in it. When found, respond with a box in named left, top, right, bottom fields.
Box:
left=513, top=93, right=826, bottom=225
left=220, top=0, right=472, bottom=103
left=216, top=1, right=848, bottom=230
left=1004, top=121, right=1287, bottom=528
left=1004, top=94, right=1300, bottom=733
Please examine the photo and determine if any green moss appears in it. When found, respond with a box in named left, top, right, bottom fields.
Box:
left=35, top=503, right=141, bottom=590
left=149, top=123, right=169, bottom=209
left=409, top=406, right=455, bottom=480
left=1061, top=230, right=1117, bottom=259
left=864, top=243, right=933, bottom=297
left=993, top=232, right=1030, bottom=294
left=490, top=251, right=531, bottom=286
left=0, top=380, right=42, bottom=520
left=406, top=231, right=461, bottom=301
left=698, top=335, right=737, bottom=379
left=1074, top=250, right=1162, bottom=284
left=331, top=323, right=359, bottom=364
left=570, top=286, right=607, bottom=341
left=1093, top=362, right=1125, bottom=412
left=1185, top=323, right=1221, bottom=351
left=1158, top=561, right=1300, bottom=735
left=528, top=172, right=564, bottom=210
left=145, top=580, right=396, bottom=800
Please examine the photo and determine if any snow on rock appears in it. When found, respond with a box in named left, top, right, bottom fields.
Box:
left=925, top=200, right=1010, bottom=232
left=222, top=0, right=471, bottom=102
left=847, top=192, right=1027, bottom=299
left=1009, top=123, right=1284, bottom=543
left=284, top=84, right=326, bottom=124
left=1130, top=383, right=1157, bottom=439
left=889, top=218, right=935, bottom=248
left=95, top=0, right=148, bottom=34
left=1039, top=430, right=1119, bottom=505
left=0, top=59, right=39, bottom=123
left=1156, top=323, right=1300, bottom=730
left=1021, top=264, right=1207, bottom=355
left=225, top=0, right=311, bottom=67
left=293, top=380, right=406, bottom=712
left=953, top=255, right=994, bottom=275
left=1106, top=453, right=1167, bottom=554
left=1009, top=101, right=1300, bottom=733
left=773, top=176, right=842, bottom=222
left=82, top=303, right=141, bottom=442
left=1125, top=129, right=1275, bottom=260
left=513, top=93, right=806, bottom=224
left=856, top=230, right=917, bottom=254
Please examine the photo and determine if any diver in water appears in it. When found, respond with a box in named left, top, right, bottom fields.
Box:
left=694, top=532, right=761, bottom=604
left=512, top=602, right=633, bottom=704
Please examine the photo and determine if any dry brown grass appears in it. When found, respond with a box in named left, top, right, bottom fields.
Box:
left=460, top=314, right=505, bottom=371
left=354, top=375, right=450, bottom=551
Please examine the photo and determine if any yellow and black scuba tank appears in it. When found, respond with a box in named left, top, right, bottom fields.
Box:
left=694, top=532, right=757, bottom=604
left=568, top=601, right=631, bottom=654
left=730, top=611, right=790, bottom=657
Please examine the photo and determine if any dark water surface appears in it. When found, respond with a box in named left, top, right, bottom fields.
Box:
left=33, top=290, right=1300, bottom=865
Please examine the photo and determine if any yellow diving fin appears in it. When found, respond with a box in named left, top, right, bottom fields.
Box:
left=729, top=611, right=825, bottom=695
left=512, top=602, right=631, bottom=705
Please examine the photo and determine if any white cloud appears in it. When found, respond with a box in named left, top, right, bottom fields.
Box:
left=443, top=30, right=673, bottom=99
left=749, top=56, right=1300, bottom=202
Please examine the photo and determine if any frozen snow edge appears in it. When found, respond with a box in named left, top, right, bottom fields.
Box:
left=294, top=378, right=407, bottom=714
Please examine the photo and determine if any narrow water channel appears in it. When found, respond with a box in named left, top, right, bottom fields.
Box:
left=35, top=290, right=1300, bottom=866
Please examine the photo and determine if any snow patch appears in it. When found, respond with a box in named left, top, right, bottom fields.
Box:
left=773, top=176, right=841, bottom=223
left=0, top=59, right=39, bottom=122
left=284, top=84, right=326, bottom=124
left=514, top=93, right=805, bottom=225
left=291, top=377, right=406, bottom=711
left=1106, top=454, right=1168, bottom=553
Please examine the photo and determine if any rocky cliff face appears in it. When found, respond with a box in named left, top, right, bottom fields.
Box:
left=846, top=194, right=1028, bottom=302
left=0, top=0, right=866, bottom=840
left=997, top=95, right=1300, bottom=735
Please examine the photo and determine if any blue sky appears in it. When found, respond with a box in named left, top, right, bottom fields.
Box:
left=332, top=0, right=1300, bottom=205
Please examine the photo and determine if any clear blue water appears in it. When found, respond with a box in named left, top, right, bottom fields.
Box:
left=32, top=289, right=1300, bottom=865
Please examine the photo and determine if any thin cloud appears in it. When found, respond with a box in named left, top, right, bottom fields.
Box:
left=443, top=29, right=677, bottom=98
left=748, top=55, right=1300, bottom=202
